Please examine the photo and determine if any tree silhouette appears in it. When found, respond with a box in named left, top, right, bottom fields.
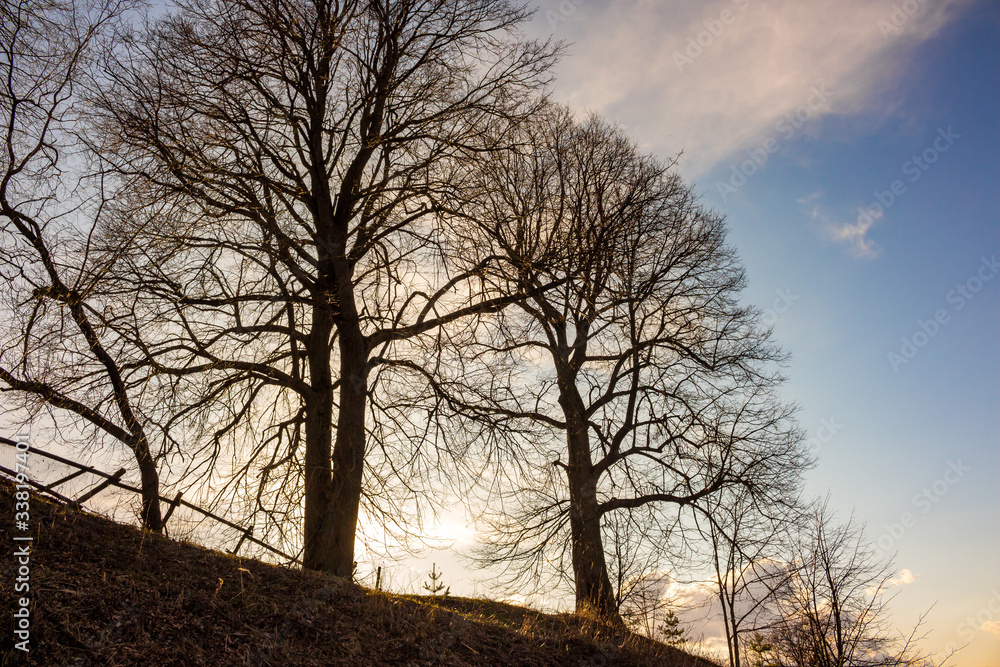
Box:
left=95, top=0, right=556, bottom=574
left=0, top=0, right=166, bottom=530
left=429, top=107, right=807, bottom=621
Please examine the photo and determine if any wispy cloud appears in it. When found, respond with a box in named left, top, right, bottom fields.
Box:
left=824, top=214, right=882, bottom=260
left=531, top=0, right=973, bottom=176
left=798, top=190, right=823, bottom=206
left=800, top=192, right=882, bottom=260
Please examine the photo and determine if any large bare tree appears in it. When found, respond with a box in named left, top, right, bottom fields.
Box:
left=94, top=0, right=556, bottom=574
left=433, top=109, right=808, bottom=621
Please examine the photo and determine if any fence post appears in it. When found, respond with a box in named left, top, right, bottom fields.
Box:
left=162, top=491, right=183, bottom=526
left=74, top=468, right=126, bottom=506
left=230, top=526, right=253, bottom=555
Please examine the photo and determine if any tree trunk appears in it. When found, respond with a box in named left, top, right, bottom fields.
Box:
left=302, top=306, right=336, bottom=572
left=560, top=382, right=618, bottom=621
left=134, top=437, right=163, bottom=533
left=567, top=463, right=617, bottom=619
left=328, top=319, right=368, bottom=578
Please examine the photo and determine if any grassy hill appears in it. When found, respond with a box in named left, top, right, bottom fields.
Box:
left=0, top=479, right=718, bottom=666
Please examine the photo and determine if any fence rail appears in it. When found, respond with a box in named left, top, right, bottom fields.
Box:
left=0, top=437, right=301, bottom=566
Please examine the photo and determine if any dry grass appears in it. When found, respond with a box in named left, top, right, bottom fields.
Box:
left=0, top=480, right=719, bottom=666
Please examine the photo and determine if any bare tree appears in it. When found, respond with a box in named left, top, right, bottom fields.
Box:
left=0, top=0, right=168, bottom=530
left=759, top=500, right=930, bottom=667
left=695, top=484, right=803, bottom=667
left=432, top=109, right=808, bottom=621
left=93, top=0, right=557, bottom=574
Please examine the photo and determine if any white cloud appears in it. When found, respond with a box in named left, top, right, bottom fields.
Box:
left=621, top=560, right=793, bottom=650
left=531, top=0, right=973, bottom=177
left=886, top=568, right=916, bottom=587
left=802, top=193, right=882, bottom=260
left=981, top=620, right=1000, bottom=636
left=824, top=215, right=882, bottom=260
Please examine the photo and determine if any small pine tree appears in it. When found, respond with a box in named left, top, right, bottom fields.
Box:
left=657, top=609, right=687, bottom=647
left=422, top=563, right=450, bottom=597
left=746, top=632, right=779, bottom=667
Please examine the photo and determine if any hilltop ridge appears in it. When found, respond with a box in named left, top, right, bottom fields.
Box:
left=0, top=480, right=717, bottom=666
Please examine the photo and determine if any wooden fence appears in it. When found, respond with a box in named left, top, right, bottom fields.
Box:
left=0, top=436, right=301, bottom=566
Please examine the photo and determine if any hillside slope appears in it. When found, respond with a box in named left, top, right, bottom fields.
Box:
left=0, top=480, right=717, bottom=666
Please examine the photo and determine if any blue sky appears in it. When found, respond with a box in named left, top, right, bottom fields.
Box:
left=509, top=0, right=999, bottom=662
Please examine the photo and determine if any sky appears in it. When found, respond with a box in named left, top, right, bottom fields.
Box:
left=2, top=0, right=996, bottom=664
left=494, top=0, right=998, bottom=663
